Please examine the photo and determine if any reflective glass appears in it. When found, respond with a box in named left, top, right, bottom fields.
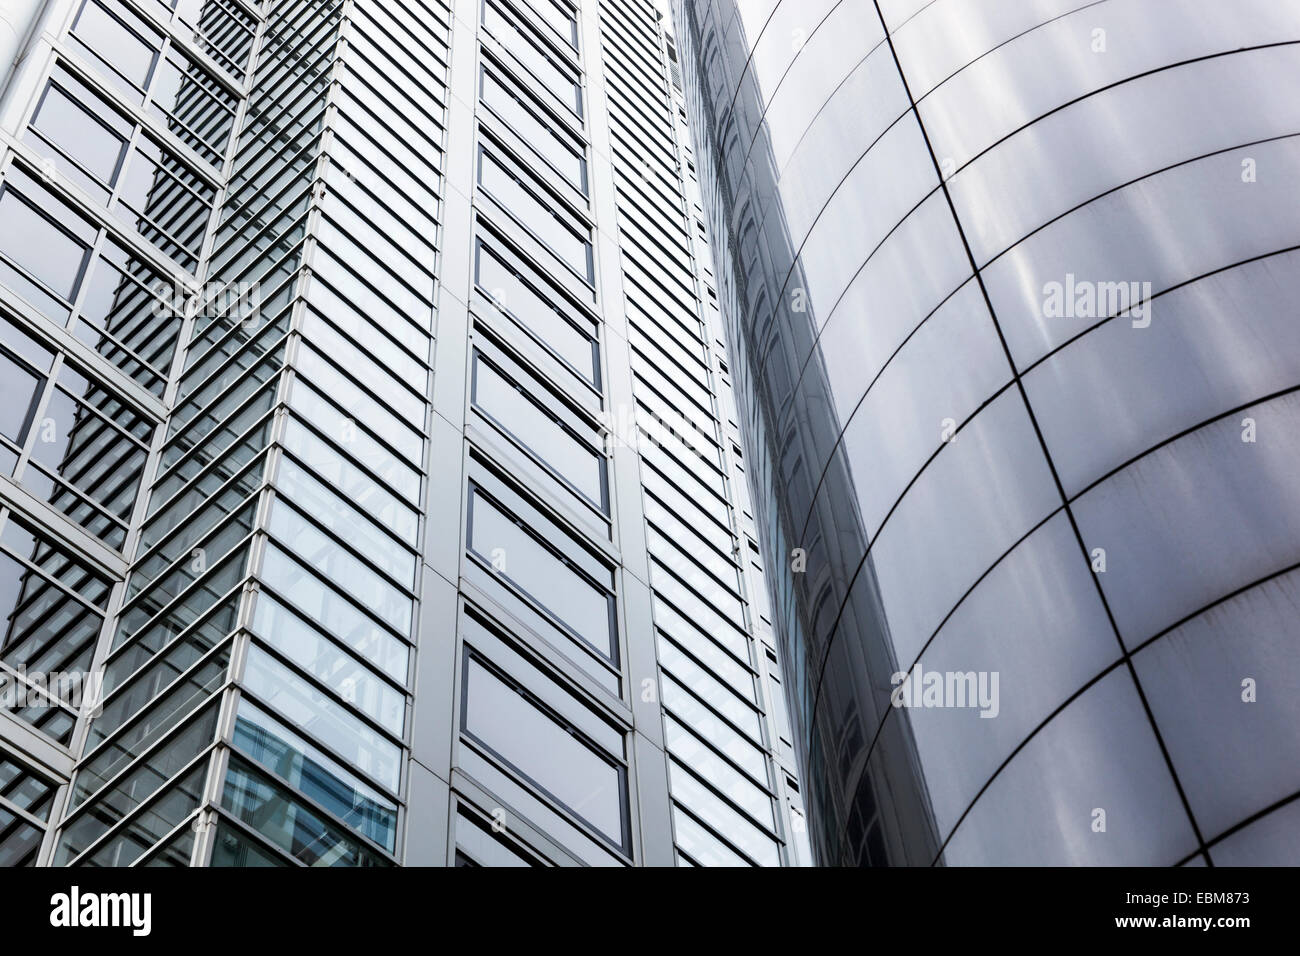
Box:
left=463, top=654, right=625, bottom=846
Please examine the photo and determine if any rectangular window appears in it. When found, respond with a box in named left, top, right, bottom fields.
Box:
left=0, top=317, right=53, bottom=473
left=266, top=500, right=412, bottom=637
left=480, top=61, right=586, bottom=192
left=259, top=543, right=409, bottom=684
left=0, top=170, right=96, bottom=323
left=477, top=145, right=592, bottom=282
left=221, top=757, right=391, bottom=866
left=482, top=0, right=582, bottom=116
left=462, top=652, right=626, bottom=848
left=243, top=644, right=401, bottom=794
left=471, top=349, right=606, bottom=511
left=294, top=346, right=423, bottom=465
left=455, top=808, right=541, bottom=866
left=70, top=0, right=160, bottom=95
left=69, top=0, right=237, bottom=164
left=289, top=380, right=421, bottom=504
left=232, top=698, right=398, bottom=852
left=474, top=234, right=598, bottom=386
left=668, top=760, right=779, bottom=866
left=663, top=714, right=774, bottom=829
left=275, top=456, right=416, bottom=588
left=251, top=593, right=405, bottom=737
left=29, top=67, right=129, bottom=199
left=523, top=0, right=578, bottom=49
left=23, top=362, right=155, bottom=550
left=466, top=482, right=614, bottom=660
left=73, top=237, right=181, bottom=396
left=280, top=419, right=418, bottom=547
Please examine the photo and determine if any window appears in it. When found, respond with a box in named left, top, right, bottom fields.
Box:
left=0, top=318, right=53, bottom=474
left=275, top=456, right=416, bottom=588
left=471, top=348, right=606, bottom=510
left=0, top=748, right=59, bottom=865
left=482, top=0, right=582, bottom=117
left=466, top=479, right=615, bottom=660
left=524, top=0, right=578, bottom=49
left=29, top=68, right=130, bottom=200
left=232, top=698, right=398, bottom=852
left=251, top=592, right=405, bottom=736
left=23, top=361, right=155, bottom=549
left=461, top=652, right=626, bottom=848
left=668, top=761, right=780, bottom=866
left=454, top=808, right=543, bottom=866
left=266, top=499, right=412, bottom=637
left=221, top=757, right=391, bottom=866
left=480, top=61, right=586, bottom=192
left=0, top=168, right=184, bottom=395
left=280, top=419, right=418, bottom=547
left=474, top=232, right=599, bottom=386
left=0, top=170, right=95, bottom=323
left=477, top=144, right=592, bottom=282
left=68, top=0, right=237, bottom=165
left=72, top=237, right=181, bottom=396
left=242, top=644, right=401, bottom=794
left=259, top=543, right=409, bottom=684
left=70, top=0, right=159, bottom=93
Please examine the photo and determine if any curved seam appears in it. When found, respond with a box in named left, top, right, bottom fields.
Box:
left=743, top=108, right=915, bottom=337
left=803, top=380, right=1020, bottom=754
left=832, top=401, right=1300, bottom=863
left=751, top=109, right=1300, bottom=493
left=976, top=131, right=1300, bottom=270
left=864, top=0, right=1208, bottom=862
left=937, top=41, right=1300, bottom=183
left=927, top=557, right=1300, bottom=863
left=812, top=385, right=1300, bottom=810
left=716, top=0, right=835, bottom=138
left=1202, top=788, right=1300, bottom=858
left=792, top=273, right=974, bottom=543
left=781, top=128, right=1300, bottom=436
left=797, top=242, right=1300, bottom=553
left=1020, top=244, right=1300, bottom=378
left=1068, top=382, right=1300, bottom=502
left=1125, top=559, right=1300, bottom=662
left=737, top=33, right=891, bottom=185
left=834, top=558, right=1300, bottom=864
left=910, top=0, right=1115, bottom=106
left=734, top=0, right=870, bottom=168
left=749, top=43, right=1300, bottom=384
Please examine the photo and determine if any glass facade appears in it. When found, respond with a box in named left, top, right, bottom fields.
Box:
left=673, top=0, right=1300, bottom=865
left=0, top=0, right=805, bottom=867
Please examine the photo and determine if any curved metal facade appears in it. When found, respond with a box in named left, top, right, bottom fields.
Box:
left=675, top=0, right=1300, bottom=865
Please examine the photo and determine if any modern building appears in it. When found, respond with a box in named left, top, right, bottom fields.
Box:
left=673, top=0, right=1300, bottom=865
left=0, top=0, right=810, bottom=866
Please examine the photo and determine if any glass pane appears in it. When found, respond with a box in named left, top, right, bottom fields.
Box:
left=258, top=543, right=408, bottom=683
left=0, top=189, right=91, bottom=305
left=233, top=698, right=398, bottom=852
left=250, top=592, right=405, bottom=737
left=475, top=238, right=597, bottom=382
left=222, top=757, right=391, bottom=866
left=478, top=148, right=590, bottom=280
left=467, top=488, right=612, bottom=657
left=266, top=500, right=412, bottom=636
left=463, top=655, right=624, bottom=846
left=242, top=644, right=400, bottom=793
left=481, top=65, right=584, bottom=189
left=472, top=353, right=603, bottom=507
